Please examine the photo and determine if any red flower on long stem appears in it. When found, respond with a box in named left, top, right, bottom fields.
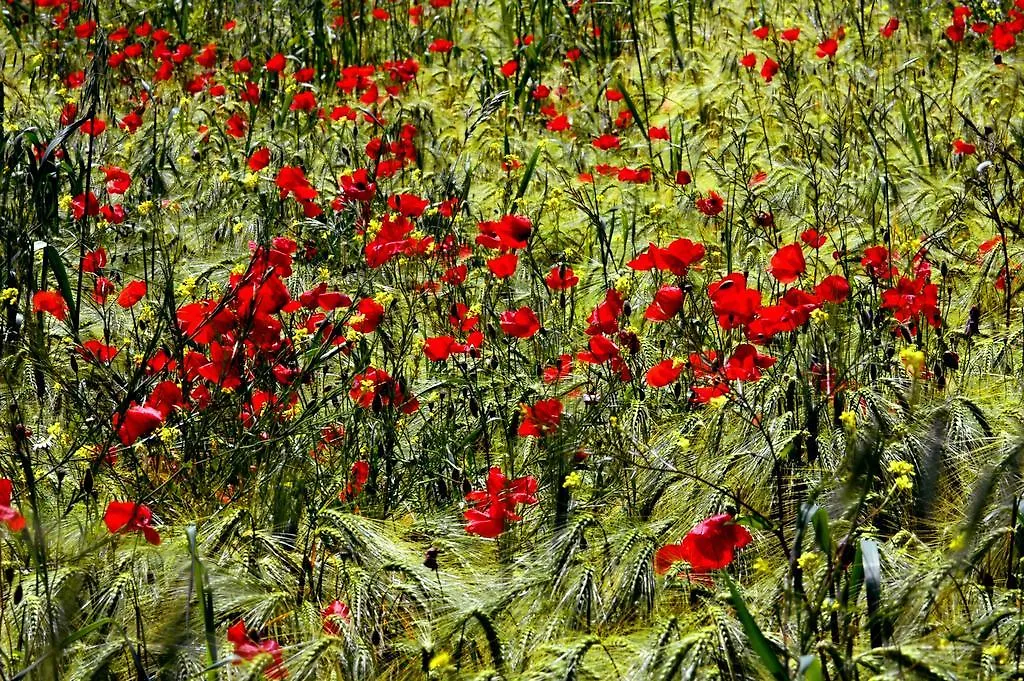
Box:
left=655, top=513, right=752, bottom=575
left=464, top=467, right=538, bottom=538
left=104, top=501, right=161, bottom=545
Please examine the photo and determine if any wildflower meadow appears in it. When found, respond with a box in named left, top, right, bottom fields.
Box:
left=2, top=0, right=1024, bottom=678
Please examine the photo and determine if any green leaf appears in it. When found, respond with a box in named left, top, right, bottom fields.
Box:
left=723, top=572, right=787, bottom=681
left=861, top=538, right=884, bottom=648
left=43, top=245, right=78, bottom=330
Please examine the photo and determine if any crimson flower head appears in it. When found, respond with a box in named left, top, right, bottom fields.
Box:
left=33, top=290, right=68, bottom=320
left=112, top=404, right=164, bottom=445
left=464, top=467, right=538, bottom=538
left=761, top=58, right=779, bottom=82
left=322, top=600, right=351, bottom=635
left=861, top=245, right=897, bottom=279
left=228, top=620, right=286, bottom=678
left=644, top=285, right=684, bottom=322
left=645, top=358, right=684, bottom=388
left=102, top=166, right=132, bottom=195
left=500, top=306, right=540, bottom=338
left=117, top=280, right=147, bottom=308
left=628, top=237, right=705, bottom=276
left=780, top=27, right=801, bottom=41
left=768, top=243, right=806, bottom=284
left=695, top=190, right=724, bottom=217
left=349, top=367, right=418, bottom=413
left=104, top=501, right=161, bottom=545
left=545, top=264, right=579, bottom=290
left=0, top=480, right=25, bottom=532
left=708, top=274, right=762, bottom=330
left=654, top=513, right=752, bottom=575
left=275, top=166, right=318, bottom=202
left=248, top=147, right=271, bottom=172
left=518, top=399, right=563, bottom=437
left=952, top=139, right=976, bottom=156
left=816, top=37, right=838, bottom=58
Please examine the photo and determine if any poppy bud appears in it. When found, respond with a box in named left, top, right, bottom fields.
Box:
left=754, top=211, right=774, bottom=228
left=942, top=350, right=959, bottom=370
left=623, top=302, right=632, bottom=317
left=3, top=567, right=13, bottom=585
left=965, top=306, right=981, bottom=337
left=673, top=382, right=682, bottom=399
left=424, top=546, right=439, bottom=570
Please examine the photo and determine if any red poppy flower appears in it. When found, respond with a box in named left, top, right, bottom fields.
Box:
left=487, top=253, right=519, bottom=279
left=102, top=166, right=132, bottom=195
left=0, top=480, right=25, bottom=532
left=695, top=190, right=724, bottom=217
left=724, top=344, right=777, bottom=381
left=349, top=367, right=418, bottom=412
left=322, top=600, right=351, bottom=635
left=80, top=117, right=106, bottom=136
left=992, top=23, right=1016, bottom=51
left=800, top=229, right=827, bottom=249
left=654, top=513, right=752, bottom=575
left=881, top=276, right=942, bottom=328
left=82, top=247, right=107, bottom=273
left=518, top=398, right=563, bottom=437
left=628, top=237, right=705, bottom=276
left=708, top=274, right=762, bottom=330
left=113, top=404, right=164, bottom=446
left=246, top=147, right=270, bottom=172
left=780, top=27, right=801, bottom=41
left=645, top=358, right=684, bottom=388
left=72, top=192, right=100, bottom=220
left=543, top=354, right=573, bottom=383
left=593, top=134, right=621, bottom=150
left=644, top=285, right=684, bottom=321
left=275, top=166, right=318, bottom=201
left=952, top=139, right=976, bottom=155
left=752, top=26, right=770, bottom=39
left=816, top=37, right=838, bottom=58
left=675, top=170, right=692, bottom=185
left=348, top=297, right=385, bottom=334
left=546, top=114, right=571, bottom=132
left=880, top=17, right=899, bottom=38
left=768, top=243, right=806, bottom=284
left=500, top=60, right=518, bottom=77
left=266, top=53, right=287, bottom=72
left=32, top=290, right=68, bottom=320
left=499, top=306, right=540, bottom=338
left=117, top=280, right=147, bottom=308
left=585, top=289, right=624, bottom=335
left=290, top=90, right=318, bottom=112
left=429, top=38, right=454, bottom=53
left=104, top=501, right=161, bottom=545
left=387, top=193, right=430, bottom=217
left=79, top=339, right=118, bottom=364
left=545, top=265, right=579, bottom=289
left=815, top=274, right=850, bottom=303
left=464, top=467, right=538, bottom=538
left=227, top=620, right=286, bottom=679
left=760, top=58, right=779, bottom=82
left=740, top=52, right=757, bottom=68
left=861, top=245, right=896, bottom=279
